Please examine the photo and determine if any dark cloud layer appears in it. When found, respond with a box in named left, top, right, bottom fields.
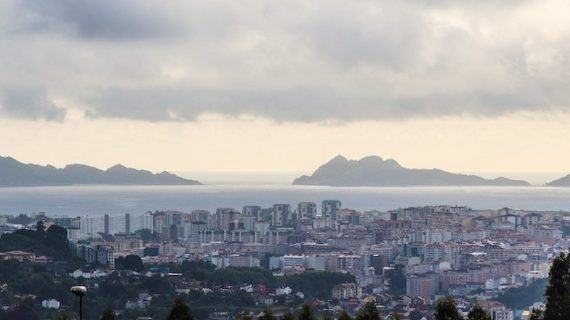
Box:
left=0, top=87, right=66, bottom=121
left=0, top=0, right=569, bottom=122
left=11, top=0, right=183, bottom=40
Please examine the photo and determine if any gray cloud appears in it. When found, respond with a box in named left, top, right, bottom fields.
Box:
left=0, top=87, right=67, bottom=121
left=8, top=0, right=185, bottom=40
left=0, top=0, right=569, bottom=123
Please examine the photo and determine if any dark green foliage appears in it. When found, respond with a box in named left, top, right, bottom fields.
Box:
left=259, top=308, right=276, bottom=320
left=0, top=224, right=71, bottom=258
left=495, top=278, right=548, bottom=309
left=283, top=311, right=295, bottom=320
left=530, top=309, right=544, bottom=320
left=434, top=297, right=462, bottom=320
left=1, top=298, right=39, bottom=320
left=143, top=246, right=159, bottom=256
left=236, top=312, right=254, bottom=320
left=355, top=301, right=379, bottom=320
left=167, top=298, right=193, bottom=320
left=338, top=310, right=353, bottom=320
left=0, top=259, right=19, bottom=281
left=385, top=264, right=406, bottom=295
left=99, top=310, right=115, bottom=320
left=180, top=261, right=354, bottom=299
left=209, top=267, right=275, bottom=285
left=115, top=254, right=144, bottom=272
left=544, top=251, right=570, bottom=320
left=286, top=271, right=356, bottom=299
left=298, top=304, right=316, bottom=320
left=409, top=310, right=423, bottom=320
left=389, top=313, right=401, bottom=320
left=134, top=228, right=156, bottom=243
left=467, top=305, right=491, bottom=320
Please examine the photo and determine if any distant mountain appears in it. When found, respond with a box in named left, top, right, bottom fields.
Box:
left=293, top=155, right=530, bottom=187
left=546, top=175, right=570, bottom=187
left=0, top=156, right=201, bottom=187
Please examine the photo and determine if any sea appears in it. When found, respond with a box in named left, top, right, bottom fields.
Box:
left=1, top=183, right=570, bottom=217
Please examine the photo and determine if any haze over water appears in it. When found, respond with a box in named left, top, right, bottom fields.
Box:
left=0, top=184, right=569, bottom=217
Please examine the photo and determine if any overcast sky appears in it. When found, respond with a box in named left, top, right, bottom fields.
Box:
left=1, top=0, right=570, bottom=174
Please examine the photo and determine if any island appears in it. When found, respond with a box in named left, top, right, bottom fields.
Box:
left=293, top=155, right=530, bottom=187
left=547, top=174, right=570, bottom=187
left=0, top=156, right=201, bottom=187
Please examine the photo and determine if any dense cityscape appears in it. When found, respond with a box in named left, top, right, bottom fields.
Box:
left=3, top=0, right=570, bottom=319
left=1, top=201, right=567, bottom=319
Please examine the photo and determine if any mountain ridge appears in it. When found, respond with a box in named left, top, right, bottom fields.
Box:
left=547, top=174, right=570, bottom=187
left=293, top=155, right=530, bottom=187
left=0, top=156, right=201, bottom=187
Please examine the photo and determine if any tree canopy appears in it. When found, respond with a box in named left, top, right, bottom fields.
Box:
left=166, top=298, right=193, bottom=320
left=355, top=301, right=379, bottom=320
left=115, top=254, right=144, bottom=272
left=467, top=305, right=491, bottom=320
left=0, top=223, right=71, bottom=258
left=298, top=304, right=316, bottom=320
left=434, top=297, right=462, bottom=320
left=385, top=264, right=406, bottom=295
left=544, top=251, right=570, bottom=320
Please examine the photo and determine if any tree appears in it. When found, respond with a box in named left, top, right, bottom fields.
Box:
left=236, top=312, right=253, bottom=320
left=298, top=304, right=316, bottom=320
left=355, top=301, right=379, bottom=320
left=338, top=310, right=353, bottom=320
left=388, top=313, right=401, bottom=320
left=45, top=225, right=71, bottom=257
left=167, top=298, right=193, bottom=320
left=467, top=305, right=491, bottom=320
left=259, top=308, right=276, bottom=320
left=434, top=297, right=462, bottom=320
left=530, top=309, right=544, bottom=320
left=409, top=310, right=423, bottom=320
left=6, top=300, right=38, bottom=320
left=283, top=312, right=295, bottom=320
left=544, top=250, right=570, bottom=320
left=385, top=265, right=406, bottom=294
left=115, top=254, right=144, bottom=272
left=100, top=310, right=116, bottom=320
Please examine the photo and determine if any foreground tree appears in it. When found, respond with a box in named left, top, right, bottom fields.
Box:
left=409, top=310, right=424, bottom=320
left=530, top=309, right=544, bottom=320
left=544, top=251, right=570, bottom=320
left=167, top=298, right=193, bottom=320
left=298, top=304, right=316, bottom=320
left=259, top=308, right=276, bottom=320
left=115, top=254, right=144, bottom=272
left=385, top=264, right=406, bottom=294
left=338, top=310, right=353, bottom=320
left=355, top=301, right=379, bottom=320
left=388, top=313, right=401, bottom=320
left=283, top=312, right=295, bottom=320
left=100, top=310, right=116, bottom=320
left=434, top=297, right=462, bottom=320
left=467, top=305, right=491, bottom=320
left=235, top=312, right=253, bottom=320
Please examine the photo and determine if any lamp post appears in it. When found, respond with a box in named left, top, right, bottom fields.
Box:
left=71, top=286, right=87, bottom=320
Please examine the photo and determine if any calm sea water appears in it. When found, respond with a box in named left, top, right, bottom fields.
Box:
left=0, top=185, right=569, bottom=217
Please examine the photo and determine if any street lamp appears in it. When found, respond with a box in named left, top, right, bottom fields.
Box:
left=71, top=286, right=87, bottom=320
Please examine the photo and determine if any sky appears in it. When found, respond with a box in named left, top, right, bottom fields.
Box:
left=1, top=0, right=570, bottom=176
